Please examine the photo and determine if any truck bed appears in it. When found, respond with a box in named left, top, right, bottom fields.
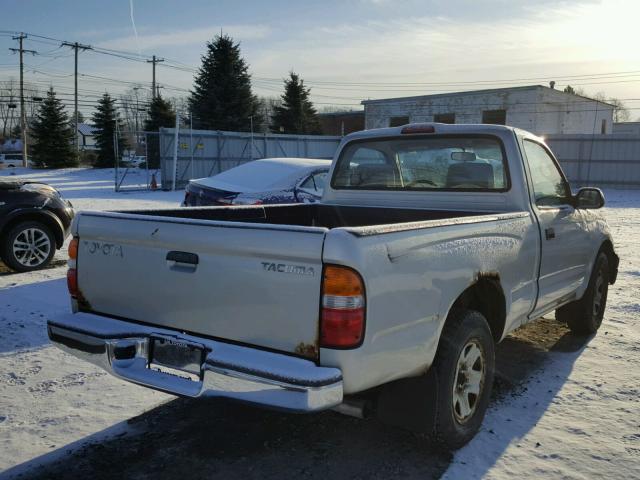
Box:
left=72, top=204, right=498, bottom=361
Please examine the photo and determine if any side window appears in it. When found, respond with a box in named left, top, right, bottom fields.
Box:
left=299, top=172, right=327, bottom=194
left=433, top=113, right=455, bottom=124
left=389, top=116, right=409, bottom=127
left=524, top=140, right=570, bottom=207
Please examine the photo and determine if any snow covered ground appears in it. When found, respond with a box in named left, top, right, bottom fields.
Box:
left=0, top=168, right=181, bottom=476
left=0, top=168, right=638, bottom=479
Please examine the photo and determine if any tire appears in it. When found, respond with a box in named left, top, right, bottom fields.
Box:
left=556, top=252, right=609, bottom=335
left=432, top=309, right=495, bottom=449
left=1, top=221, right=56, bottom=272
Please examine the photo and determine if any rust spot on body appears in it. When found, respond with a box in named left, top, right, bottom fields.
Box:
left=295, top=342, right=318, bottom=359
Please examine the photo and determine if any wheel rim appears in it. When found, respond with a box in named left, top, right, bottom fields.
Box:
left=12, top=227, right=51, bottom=267
left=592, top=269, right=606, bottom=318
left=452, top=340, right=485, bottom=424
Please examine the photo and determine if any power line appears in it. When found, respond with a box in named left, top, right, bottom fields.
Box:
left=5, top=29, right=640, bottom=89
left=4, top=28, right=640, bottom=114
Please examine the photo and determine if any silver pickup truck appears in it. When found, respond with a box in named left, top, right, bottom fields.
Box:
left=49, top=123, right=618, bottom=448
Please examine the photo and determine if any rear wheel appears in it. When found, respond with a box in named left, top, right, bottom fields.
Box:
left=1, top=221, right=56, bottom=272
left=556, top=252, right=609, bottom=335
left=432, top=309, right=495, bottom=449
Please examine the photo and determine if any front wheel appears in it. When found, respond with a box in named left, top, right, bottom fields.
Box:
left=556, top=252, right=609, bottom=335
left=432, top=309, right=495, bottom=449
left=1, top=221, right=56, bottom=272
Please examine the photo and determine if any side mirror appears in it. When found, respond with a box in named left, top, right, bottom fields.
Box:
left=575, top=187, right=605, bottom=209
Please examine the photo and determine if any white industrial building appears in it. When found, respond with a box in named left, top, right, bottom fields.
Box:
left=362, top=85, right=615, bottom=135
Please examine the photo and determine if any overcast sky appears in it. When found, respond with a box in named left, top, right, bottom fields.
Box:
left=2, top=0, right=639, bottom=116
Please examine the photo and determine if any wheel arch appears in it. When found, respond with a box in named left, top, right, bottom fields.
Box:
left=599, top=240, right=619, bottom=285
left=444, top=273, right=507, bottom=344
left=0, top=209, right=65, bottom=249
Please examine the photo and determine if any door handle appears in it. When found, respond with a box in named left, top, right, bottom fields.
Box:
left=545, top=228, right=556, bottom=240
left=166, top=251, right=199, bottom=271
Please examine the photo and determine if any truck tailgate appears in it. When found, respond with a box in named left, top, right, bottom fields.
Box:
left=75, top=212, right=327, bottom=358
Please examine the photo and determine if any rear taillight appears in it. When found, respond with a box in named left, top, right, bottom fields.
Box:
left=67, top=237, right=79, bottom=298
left=67, top=268, right=78, bottom=298
left=320, top=265, right=365, bottom=348
left=68, top=237, right=78, bottom=260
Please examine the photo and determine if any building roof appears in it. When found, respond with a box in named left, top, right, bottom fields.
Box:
left=77, top=123, right=98, bottom=136
left=361, top=84, right=616, bottom=108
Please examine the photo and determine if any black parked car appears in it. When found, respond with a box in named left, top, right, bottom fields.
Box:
left=0, top=179, right=74, bottom=272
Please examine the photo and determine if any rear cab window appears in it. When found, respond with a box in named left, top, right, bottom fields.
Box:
left=331, top=136, right=509, bottom=191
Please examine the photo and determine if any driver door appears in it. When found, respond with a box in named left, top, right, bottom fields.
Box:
left=522, top=138, right=590, bottom=314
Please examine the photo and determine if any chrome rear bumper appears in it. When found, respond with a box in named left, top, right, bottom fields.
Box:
left=47, top=312, right=343, bottom=412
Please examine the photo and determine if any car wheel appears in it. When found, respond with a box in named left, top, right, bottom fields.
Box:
left=556, top=252, right=609, bottom=335
left=1, top=221, right=56, bottom=272
left=432, top=309, right=495, bottom=449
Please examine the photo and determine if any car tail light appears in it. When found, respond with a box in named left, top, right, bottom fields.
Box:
left=401, top=124, right=435, bottom=134
left=320, top=265, right=365, bottom=348
left=216, top=196, right=234, bottom=205
left=67, top=268, right=78, bottom=298
left=231, top=197, right=263, bottom=205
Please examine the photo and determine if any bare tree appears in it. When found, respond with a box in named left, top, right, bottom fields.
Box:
left=119, top=85, right=149, bottom=133
left=0, top=78, right=19, bottom=139
left=317, top=105, right=357, bottom=114
left=609, top=98, right=631, bottom=123
left=256, top=96, right=281, bottom=133
left=565, top=87, right=631, bottom=124
left=24, top=82, right=42, bottom=123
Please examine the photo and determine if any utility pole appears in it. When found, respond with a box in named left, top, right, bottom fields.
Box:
left=147, top=55, right=164, bottom=99
left=61, top=41, right=92, bottom=163
left=133, top=87, right=142, bottom=145
left=9, top=33, right=37, bottom=167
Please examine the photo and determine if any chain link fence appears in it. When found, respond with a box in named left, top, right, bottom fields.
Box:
left=158, top=128, right=342, bottom=190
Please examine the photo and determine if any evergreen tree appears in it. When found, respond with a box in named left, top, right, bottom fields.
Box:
left=144, top=95, right=176, bottom=168
left=270, top=72, right=321, bottom=134
left=30, top=88, right=76, bottom=168
left=189, top=34, right=262, bottom=131
left=92, top=93, right=127, bottom=168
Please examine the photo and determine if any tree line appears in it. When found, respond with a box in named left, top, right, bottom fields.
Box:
left=25, top=34, right=322, bottom=169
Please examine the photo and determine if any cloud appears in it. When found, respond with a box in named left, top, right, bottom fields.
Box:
left=249, top=0, right=640, bottom=95
left=97, top=24, right=272, bottom=51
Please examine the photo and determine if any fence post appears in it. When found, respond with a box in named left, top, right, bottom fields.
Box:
left=172, top=116, right=179, bottom=191
left=113, top=131, right=118, bottom=192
